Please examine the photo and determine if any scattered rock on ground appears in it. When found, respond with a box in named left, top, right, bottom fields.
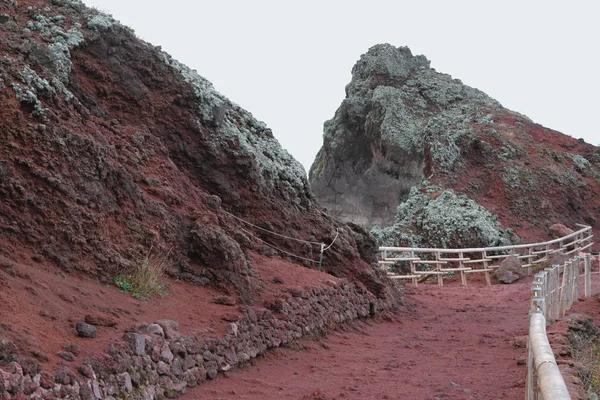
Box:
left=75, top=321, right=97, bottom=338
left=549, top=223, right=575, bottom=239
left=62, top=343, right=79, bottom=356
left=494, top=255, right=525, bottom=284
left=212, top=296, right=236, bottom=306
left=56, top=351, right=76, bottom=361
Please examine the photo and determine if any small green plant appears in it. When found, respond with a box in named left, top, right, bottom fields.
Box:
left=114, top=274, right=132, bottom=292
left=114, top=247, right=171, bottom=300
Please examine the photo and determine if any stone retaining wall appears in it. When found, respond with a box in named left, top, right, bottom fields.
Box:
left=0, top=279, right=399, bottom=399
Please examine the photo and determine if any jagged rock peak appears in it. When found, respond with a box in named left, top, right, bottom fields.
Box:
left=347, top=44, right=430, bottom=96
left=310, top=43, right=600, bottom=248
left=309, top=44, right=501, bottom=230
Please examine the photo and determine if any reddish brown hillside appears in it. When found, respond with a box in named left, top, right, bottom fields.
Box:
left=0, top=0, right=403, bottom=376
left=0, top=0, right=388, bottom=297
left=446, top=109, right=600, bottom=243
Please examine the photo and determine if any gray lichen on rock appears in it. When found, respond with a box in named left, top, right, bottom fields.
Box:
left=86, top=13, right=114, bottom=31
left=310, top=43, right=503, bottom=228
left=158, top=51, right=309, bottom=207
left=11, top=82, right=48, bottom=120
left=19, top=66, right=54, bottom=95
left=567, top=153, right=591, bottom=173
left=372, top=186, right=519, bottom=248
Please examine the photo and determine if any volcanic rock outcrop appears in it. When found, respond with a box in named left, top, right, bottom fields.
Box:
left=310, top=44, right=600, bottom=247
left=0, top=0, right=389, bottom=300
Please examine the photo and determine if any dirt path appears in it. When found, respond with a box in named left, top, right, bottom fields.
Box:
left=183, top=279, right=532, bottom=399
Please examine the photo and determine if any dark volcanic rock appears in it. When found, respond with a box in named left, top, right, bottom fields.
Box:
left=75, top=322, right=97, bottom=338
left=310, top=44, right=600, bottom=247
left=0, top=0, right=393, bottom=301
left=494, top=255, right=525, bottom=284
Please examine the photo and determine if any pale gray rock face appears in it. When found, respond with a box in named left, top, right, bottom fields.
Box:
left=309, top=44, right=500, bottom=229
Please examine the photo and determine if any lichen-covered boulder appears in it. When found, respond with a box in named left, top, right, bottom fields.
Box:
left=372, top=186, right=519, bottom=249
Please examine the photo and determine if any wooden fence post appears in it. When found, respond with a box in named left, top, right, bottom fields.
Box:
left=459, top=251, right=467, bottom=286
left=559, top=262, right=568, bottom=317
left=410, top=250, right=418, bottom=287
left=483, top=250, right=491, bottom=286
left=585, top=253, right=592, bottom=298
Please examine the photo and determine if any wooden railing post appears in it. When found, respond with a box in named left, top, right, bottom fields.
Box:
left=585, top=253, right=592, bottom=298
left=459, top=251, right=467, bottom=286
left=552, top=267, right=560, bottom=320
left=528, top=247, right=534, bottom=276
left=410, top=250, right=417, bottom=287
left=574, top=257, right=580, bottom=302
left=483, top=250, right=491, bottom=286
left=434, top=251, right=443, bottom=287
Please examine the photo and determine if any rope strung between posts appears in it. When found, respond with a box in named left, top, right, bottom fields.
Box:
left=237, top=226, right=319, bottom=264
left=322, top=229, right=340, bottom=252
left=223, top=210, right=340, bottom=268
left=222, top=210, right=322, bottom=245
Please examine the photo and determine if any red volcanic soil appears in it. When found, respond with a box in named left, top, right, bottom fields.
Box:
left=0, top=251, right=341, bottom=369
left=4, top=243, right=599, bottom=400
left=443, top=110, right=600, bottom=249
left=183, top=278, right=534, bottom=400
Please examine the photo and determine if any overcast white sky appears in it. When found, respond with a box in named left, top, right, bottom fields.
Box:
left=84, top=0, right=600, bottom=171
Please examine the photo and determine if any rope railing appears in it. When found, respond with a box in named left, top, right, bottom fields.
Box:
left=222, top=210, right=339, bottom=267
left=526, top=254, right=596, bottom=400
left=377, top=225, right=594, bottom=286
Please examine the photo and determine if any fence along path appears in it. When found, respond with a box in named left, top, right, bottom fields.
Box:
left=378, top=224, right=594, bottom=286
left=526, top=254, right=598, bottom=400
left=379, top=225, right=597, bottom=400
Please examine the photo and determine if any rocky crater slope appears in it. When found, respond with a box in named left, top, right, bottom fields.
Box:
left=0, top=0, right=402, bottom=390
left=310, top=44, right=600, bottom=248
left=0, top=0, right=391, bottom=294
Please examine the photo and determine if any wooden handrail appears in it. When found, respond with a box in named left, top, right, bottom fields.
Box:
left=525, top=255, right=594, bottom=399
left=379, top=225, right=592, bottom=254
left=528, top=313, right=571, bottom=399
left=378, top=224, right=594, bottom=287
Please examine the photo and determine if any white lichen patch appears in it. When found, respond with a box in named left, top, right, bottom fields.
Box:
left=11, top=82, right=49, bottom=120
left=86, top=13, right=114, bottom=31
left=158, top=50, right=309, bottom=205
left=19, top=66, right=54, bottom=94
left=372, top=185, right=518, bottom=248
left=567, top=153, right=591, bottom=172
